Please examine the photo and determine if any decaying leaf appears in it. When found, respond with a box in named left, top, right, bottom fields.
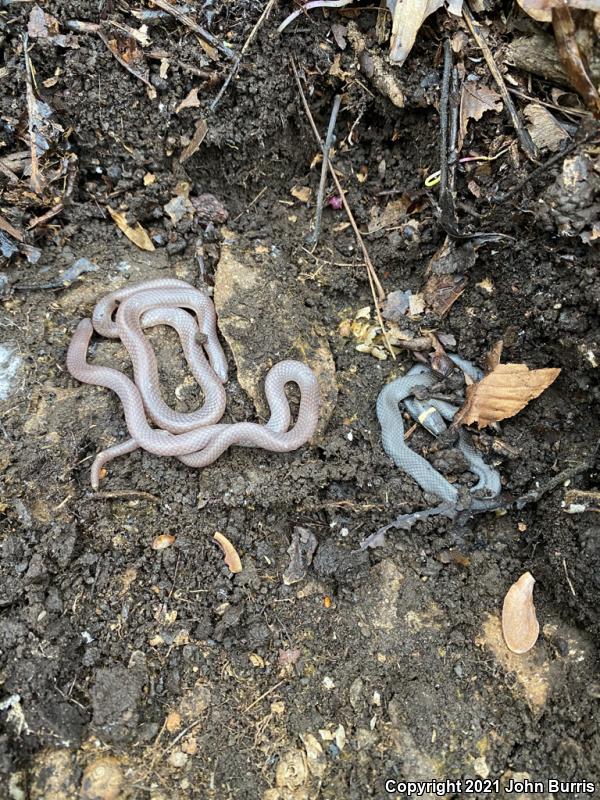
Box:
left=502, top=572, right=539, bottom=654
left=422, top=273, right=468, bottom=317
left=459, top=81, right=503, bottom=150
left=291, top=185, right=312, bottom=203
left=381, top=289, right=425, bottom=321
left=163, top=182, right=194, bottom=225
left=427, top=236, right=477, bottom=276
left=368, top=196, right=411, bottom=233
left=552, top=3, right=600, bottom=116
left=180, top=118, right=208, bottom=163
left=176, top=86, right=201, bottom=113
left=283, top=526, right=318, bottom=586
left=107, top=206, right=155, bottom=251
left=24, top=43, right=65, bottom=195
left=454, top=362, right=561, bottom=429
left=485, top=340, right=503, bottom=372
left=98, top=27, right=156, bottom=97
left=524, top=103, right=570, bottom=151
left=213, top=532, right=242, bottom=574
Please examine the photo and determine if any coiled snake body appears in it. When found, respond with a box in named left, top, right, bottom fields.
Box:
left=377, top=358, right=500, bottom=506
left=67, top=279, right=320, bottom=488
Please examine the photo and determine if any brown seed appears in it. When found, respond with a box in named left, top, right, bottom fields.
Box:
left=501, top=571, right=539, bottom=654
left=151, top=534, right=175, bottom=551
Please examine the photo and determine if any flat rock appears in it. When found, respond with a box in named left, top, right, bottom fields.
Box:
left=214, top=232, right=337, bottom=441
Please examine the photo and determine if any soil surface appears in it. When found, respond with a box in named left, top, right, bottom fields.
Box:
left=1, top=2, right=599, bottom=799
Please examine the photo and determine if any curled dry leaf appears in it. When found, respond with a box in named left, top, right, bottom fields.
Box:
left=98, top=27, right=156, bottom=97
left=180, top=118, right=208, bottom=163
left=502, top=572, right=539, bottom=654
left=213, top=532, right=242, bottom=574
left=107, top=206, right=155, bottom=251
left=454, top=362, right=561, bottom=429
left=389, top=0, right=444, bottom=65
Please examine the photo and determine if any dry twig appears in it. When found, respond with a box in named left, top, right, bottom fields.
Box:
left=463, top=4, right=538, bottom=161
left=290, top=58, right=394, bottom=357
left=305, top=94, right=342, bottom=249
left=149, top=0, right=234, bottom=60
left=210, top=0, right=277, bottom=111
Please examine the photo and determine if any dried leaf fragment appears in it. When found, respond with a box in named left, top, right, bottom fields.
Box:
left=459, top=81, right=503, bottom=150
left=291, top=185, right=312, bottom=203
left=180, top=118, right=208, bottom=163
left=502, top=572, right=539, bottom=654
left=151, top=534, right=175, bottom=551
left=524, top=103, right=570, bottom=151
left=389, top=0, right=444, bottom=65
left=213, top=532, right=242, bottom=574
left=455, top=363, right=560, bottom=429
left=107, top=206, right=155, bottom=251
left=176, top=86, right=201, bottom=113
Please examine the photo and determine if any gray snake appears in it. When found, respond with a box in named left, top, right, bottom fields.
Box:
left=66, top=278, right=320, bottom=488
left=377, top=357, right=500, bottom=506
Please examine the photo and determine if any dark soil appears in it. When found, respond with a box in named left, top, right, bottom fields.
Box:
left=1, top=2, right=599, bottom=799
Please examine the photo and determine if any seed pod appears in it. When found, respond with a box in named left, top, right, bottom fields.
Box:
left=502, top=571, right=539, bottom=654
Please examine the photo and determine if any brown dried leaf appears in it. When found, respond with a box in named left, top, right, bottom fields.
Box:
left=422, top=273, right=468, bottom=317
left=459, top=82, right=503, bottom=150
left=485, top=340, right=503, bottom=372
left=502, top=572, right=539, bottom=654
left=291, top=185, right=312, bottom=203
left=98, top=28, right=155, bottom=96
left=107, top=206, right=155, bottom=251
left=524, top=103, right=570, bottom=151
left=455, top=362, right=561, bottom=429
left=213, top=532, right=242, bottom=574
left=367, top=196, right=410, bottom=233
left=180, top=118, right=208, bottom=163
left=389, top=0, right=444, bottom=65
left=176, top=86, right=201, bottom=113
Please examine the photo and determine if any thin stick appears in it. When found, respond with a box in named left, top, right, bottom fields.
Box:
left=290, top=58, right=394, bottom=358
left=439, top=40, right=452, bottom=199
left=362, top=459, right=595, bottom=548
left=210, top=0, right=277, bottom=111
left=243, top=678, right=286, bottom=713
left=463, top=3, right=538, bottom=161
left=507, top=86, right=589, bottom=119
left=306, top=94, right=341, bottom=249
left=562, top=558, right=576, bottom=596
left=149, top=0, right=234, bottom=60
left=494, top=128, right=598, bottom=203
left=438, top=41, right=459, bottom=234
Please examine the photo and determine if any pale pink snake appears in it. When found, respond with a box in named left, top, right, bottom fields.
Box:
left=66, top=278, right=320, bottom=488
